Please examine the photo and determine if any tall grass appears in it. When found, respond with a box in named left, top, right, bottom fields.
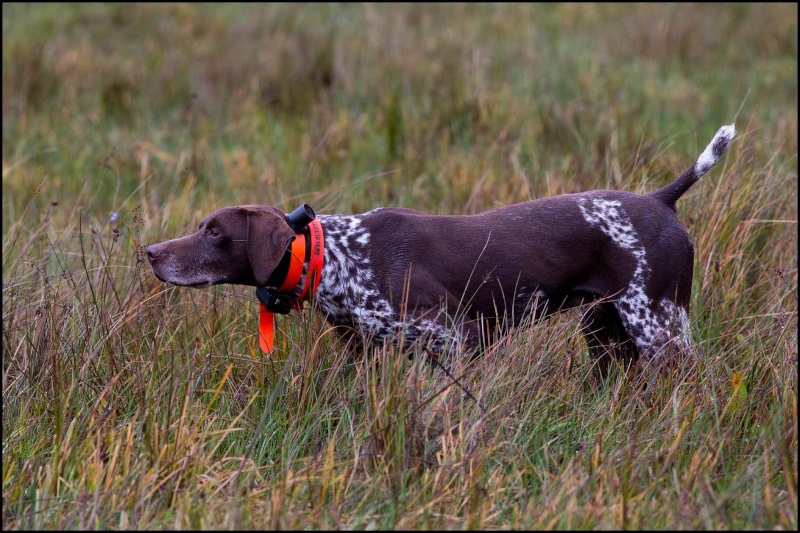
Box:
left=3, top=3, right=797, bottom=529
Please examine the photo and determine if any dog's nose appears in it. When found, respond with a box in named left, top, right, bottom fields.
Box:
left=145, top=245, right=161, bottom=263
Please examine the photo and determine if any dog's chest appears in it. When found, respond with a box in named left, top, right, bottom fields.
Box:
left=314, top=215, right=395, bottom=333
left=312, top=213, right=466, bottom=352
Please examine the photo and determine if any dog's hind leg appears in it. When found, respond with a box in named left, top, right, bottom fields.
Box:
left=613, top=297, right=693, bottom=367
left=580, top=302, right=639, bottom=378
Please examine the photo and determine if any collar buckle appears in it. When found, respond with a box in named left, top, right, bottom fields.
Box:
left=256, top=287, right=294, bottom=315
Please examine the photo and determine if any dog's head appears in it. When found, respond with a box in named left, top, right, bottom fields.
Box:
left=146, top=205, right=296, bottom=288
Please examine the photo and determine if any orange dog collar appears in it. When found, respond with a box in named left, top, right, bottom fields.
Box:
left=258, top=218, right=324, bottom=353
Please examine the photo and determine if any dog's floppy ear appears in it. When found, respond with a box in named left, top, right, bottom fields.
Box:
left=246, top=209, right=297, bottom=286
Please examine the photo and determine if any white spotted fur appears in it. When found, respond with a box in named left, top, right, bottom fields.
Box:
left=315, top=214, right=463, bottom=353
left=577, top=197, right=692, bottom=359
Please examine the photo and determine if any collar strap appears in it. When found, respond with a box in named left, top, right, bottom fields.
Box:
left=257, top=218, right=324, bottom=353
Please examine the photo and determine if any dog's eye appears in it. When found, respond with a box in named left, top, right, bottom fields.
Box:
left=202, top=223, right=221, bottom=238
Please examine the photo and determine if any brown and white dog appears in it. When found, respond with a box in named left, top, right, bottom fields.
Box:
left=147, top=124, right=735, bottom=369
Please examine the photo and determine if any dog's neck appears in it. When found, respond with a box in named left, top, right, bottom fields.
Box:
left=255, top=217, right=323, bottom=353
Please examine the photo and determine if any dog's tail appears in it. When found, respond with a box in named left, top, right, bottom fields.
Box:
left=649, top=124, right=736, bottom=208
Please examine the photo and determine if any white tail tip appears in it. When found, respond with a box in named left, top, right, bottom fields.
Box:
left=695, top=123, right=736, bottom=176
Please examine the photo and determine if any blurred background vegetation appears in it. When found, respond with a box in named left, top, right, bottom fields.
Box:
left=2, top=3, right=797, bottom=530
left=3, top=3, right=795, bottom=223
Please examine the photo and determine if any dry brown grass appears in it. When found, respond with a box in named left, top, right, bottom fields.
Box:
left=3, top=3, right=796, bottom=529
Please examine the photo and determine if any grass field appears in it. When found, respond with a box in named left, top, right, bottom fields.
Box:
left=2, top=3, right=797, bottom=529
